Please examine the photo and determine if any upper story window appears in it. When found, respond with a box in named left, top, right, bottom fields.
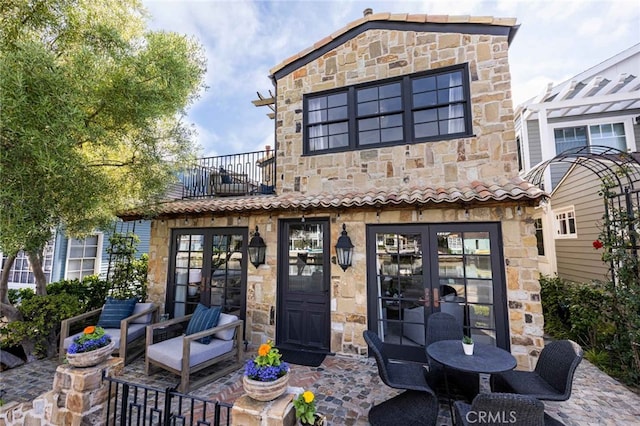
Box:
left=554, top=208, right=577, bottom=238
left=66, top=234, right=102, bottom=280
left=304, top=65, right=472, bottom=154
left=554, top=122, right=627, bottom=154
left=534, top=218, right=545, bottom=256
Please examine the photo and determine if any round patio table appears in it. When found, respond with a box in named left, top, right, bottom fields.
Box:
left=426, top=340, right=517, bottom=419
left=427, top=340, right=517, bottom=374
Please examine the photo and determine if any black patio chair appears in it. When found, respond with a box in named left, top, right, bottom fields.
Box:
left=363, top=330, right=439, bottom=426
left=490, top=340, right=583, bottom=401
left=425, top=312, right=480, bottom=401
left=453, top=393, right=565, bottom=426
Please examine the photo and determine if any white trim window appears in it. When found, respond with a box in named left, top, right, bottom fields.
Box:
left=554, top=121, right=629, bottom=155
left=65, top=234, right=102, bottom=280
left=554, top=208, right=577, bottom=238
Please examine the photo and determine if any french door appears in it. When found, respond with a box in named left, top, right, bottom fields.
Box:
left=276, top=219, right=331, bottom=352
left=167, top=228, right=247, bottom=321
left=366, top=223, right=508, bottom=362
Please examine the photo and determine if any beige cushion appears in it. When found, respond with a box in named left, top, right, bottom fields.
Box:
left=147, top=336, right=234, bottom=371
left=215, top=313, right=239, bottom=340
left=132, top=303, right=155, bottom=324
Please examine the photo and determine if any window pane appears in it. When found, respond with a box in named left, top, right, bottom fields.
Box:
left=329, top=122, right=348, bottom=135
left=381, top=127, right=403, bottom=142
left=85, top=235, right=98, bottom=245
left=555, top=126, right=587, bottom=153
left=308, top=97, right=326, bottom=111
left=70, top=247, right=84, bottom=258
left=309, top=136, right=328, bottom=151
left=83, top=259, right=95, bottom=272
left=440, top=118, right=465, bottom=135
left=412, top=76, right=436, bottom=93
left=379, top=83, right=401, bottom=98
left=359, top=117, right=379, bottom=131
left=381, top=114, right=403, bottom=128
left=414, top=109, right=437, bottom=124
left=328, top=106, right=347, bottom=121
left=380, top=97, right=402, bottom=112
left=329, top=134, right=349, bottom=148
left=415, top=122, right=438, bottom=138
left=413, top=92, right=437, bottom=108
left=68, top=259, right=81, bottom=270
left=328, top=93, right=347, bottom=107
left=359, top=129, right=380, bottom=145
left=438, top=105, right=464, bottom=120
left=437, top=87, right=464, bottom=103
left=357, top=87, right=378, bottom=102
left=358, top=101, right=378, bottom=116
left=437, top=71, right=462, bottom=88
left=308, top=110, right=326, bottom=124
left=84, top=246, right=98, bottom=257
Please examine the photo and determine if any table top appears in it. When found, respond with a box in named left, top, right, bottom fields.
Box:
left=426, top=340, right=517, bottom=374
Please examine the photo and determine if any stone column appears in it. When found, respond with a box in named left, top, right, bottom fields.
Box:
left=231, top=393, right=296, bottom=426
left=49, top=358, right=124, bottom=425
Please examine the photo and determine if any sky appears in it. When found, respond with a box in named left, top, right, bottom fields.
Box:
left=142, top=0, right=640, bottom=157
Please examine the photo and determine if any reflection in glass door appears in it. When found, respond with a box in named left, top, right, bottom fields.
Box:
left=367, top=223, right=507, bottom=362
left=169, top=228, right=247, bottom=320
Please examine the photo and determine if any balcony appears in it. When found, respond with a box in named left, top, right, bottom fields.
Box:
left=179, top=149, right=275, bottom=199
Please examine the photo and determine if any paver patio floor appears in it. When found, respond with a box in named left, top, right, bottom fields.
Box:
left=1, top=352, right=639, bottom=425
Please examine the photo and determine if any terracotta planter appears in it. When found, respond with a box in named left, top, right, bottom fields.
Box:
left=242, top=372, right=289, bottom=401
left=66, top=340, right=115, bottom=367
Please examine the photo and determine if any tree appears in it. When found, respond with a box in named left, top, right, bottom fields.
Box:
left=0, top=0, right=206, bottom=317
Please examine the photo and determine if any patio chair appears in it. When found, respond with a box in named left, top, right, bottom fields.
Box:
left=425, top=312, right=479, bottom=401
left=60, top=298, right=159, bottom=365
left=453, top=393, right=565, bottom=426
left=145, top=305, right=244, bottom=393
left=363, top=330, right=438, bottom=426
left=490, top=340, right=583, bottom=401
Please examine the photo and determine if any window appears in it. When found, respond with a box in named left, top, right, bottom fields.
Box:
left=65, top=234, right=102, bottom=279
left=554, top=122, right=627, bottom=154
left=1, top=242, right=54, bottom=286
left=554, top=208, right=577, bottom=238
left=534, top=218, right=545, bottom=255
left=304, top=65, right=472, bottom=154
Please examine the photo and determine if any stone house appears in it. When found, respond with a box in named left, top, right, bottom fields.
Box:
left=121, top=11, right=545, bottom=369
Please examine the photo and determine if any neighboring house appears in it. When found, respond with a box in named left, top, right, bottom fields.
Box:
left=121, top=11, right=546, bottom=369
left=1, top=220, right=151, bottom=290
left=515, top=43, right=640, bottom=280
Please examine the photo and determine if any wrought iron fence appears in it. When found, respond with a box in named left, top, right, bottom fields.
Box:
left=181, top=149, right=276, bottom=199
left=103, top=373, right=233, bottom=426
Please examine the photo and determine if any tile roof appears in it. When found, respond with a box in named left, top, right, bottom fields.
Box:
left=269, top=12, right=518, bottom=76
left=119, top=177, right=544, bottom=220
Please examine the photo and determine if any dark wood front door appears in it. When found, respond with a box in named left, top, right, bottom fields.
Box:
left=277, top=219, right=330, bottom=352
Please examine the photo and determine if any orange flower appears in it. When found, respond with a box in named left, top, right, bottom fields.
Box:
left=258, top=343, right=271, bottom=357
left=84, top=326, right=96, bottom=334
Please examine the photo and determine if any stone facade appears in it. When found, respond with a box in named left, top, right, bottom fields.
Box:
left=274, top=29, right=518, bottom=195
left=143, top=21, right=543, bottom=371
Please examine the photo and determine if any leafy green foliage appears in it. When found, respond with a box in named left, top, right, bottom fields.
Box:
left=0, top=293, right=81, bottom=358
left=47, top=276, right=110, bottom=312
left=106, top=233, right=148, bottom=300
left=0, top=0, right=206, bottom=290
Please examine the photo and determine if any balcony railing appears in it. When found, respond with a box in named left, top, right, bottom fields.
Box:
left=180, top=149, right=275, bottom=199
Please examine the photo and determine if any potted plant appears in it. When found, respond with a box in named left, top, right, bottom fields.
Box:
left=243, top=340, right=290, bottom=401
left=462, top=335, right=474, bottom=355
left=293, top=390, right=326, bottom=425
left=66, top=326, right=114, bottom=367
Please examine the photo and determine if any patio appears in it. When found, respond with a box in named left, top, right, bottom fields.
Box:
left=1, top=350, right=639, bottom=425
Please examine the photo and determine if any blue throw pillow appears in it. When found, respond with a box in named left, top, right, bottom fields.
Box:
left=185, top=303, right=222, bottom=344
left=221, top=173, right=233, bottom=184
left=97, top=297, right=137, bottom=329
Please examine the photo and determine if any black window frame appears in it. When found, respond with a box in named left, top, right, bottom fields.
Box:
left=303, top=64, right=473, bottom=155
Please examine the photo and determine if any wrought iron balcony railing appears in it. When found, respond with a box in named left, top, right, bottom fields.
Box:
left=180, top=149, right=276, bottom=199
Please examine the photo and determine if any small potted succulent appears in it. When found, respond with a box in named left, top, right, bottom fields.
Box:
left=462, top=335, right=474, bottom=355
left=293, top=390, right=325, bottom=425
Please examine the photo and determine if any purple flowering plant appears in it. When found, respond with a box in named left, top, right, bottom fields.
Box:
left=67, top=326, right=112, bottom=354
left=244, top=340, right=288, bottom=382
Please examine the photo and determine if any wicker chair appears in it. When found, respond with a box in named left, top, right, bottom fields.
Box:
left=454, top=393, right=565, bottom=426
left=425, top=312, right=480, bottom=401
left=490, top=340, right=583, bottom=401
left=363, top=330, right=439, bottom=426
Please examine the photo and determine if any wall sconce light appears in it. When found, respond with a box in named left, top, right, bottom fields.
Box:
left=248, top=226, right=267, bottom=268
left=464, top=209, right=470, bottom=220
left=516, top=205, right=522, bottom=216
left=335, top=224, right=354, bottom=272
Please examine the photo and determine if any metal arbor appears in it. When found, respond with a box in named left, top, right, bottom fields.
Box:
left=524, top=145, right=640, bottom=284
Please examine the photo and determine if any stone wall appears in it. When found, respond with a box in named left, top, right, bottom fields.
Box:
left=274, top=29, right=518, bottom=195
left=0, top=358, right=124, bottom=426
left=148, top=203, right=543, bottom=370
